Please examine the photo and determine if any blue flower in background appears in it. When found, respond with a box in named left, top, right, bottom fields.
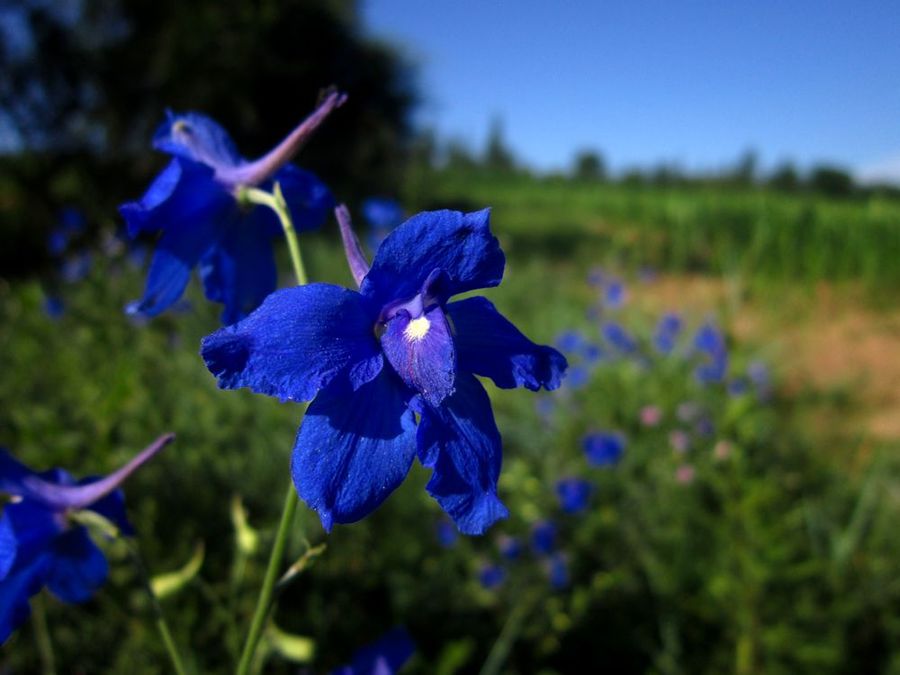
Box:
left=47, top=208, right=86, bottom=256
left=0, top=435, right=173, bottom=643
left=555, top=477, right=593, bottom=515
left=435, top=520, right=458, bottom=548
left=120, top=92, right=344, bottom=324
left=603, top=279, right=626, bottom=309
left=478, top=563, right=506, bottom=590
left=693, top=322, right=728, bottom=383
left=362, top=197, right=405, bottom=253
left=565, top=365, right=590, bottom=389
left=546, top=552, right=570, bottom=590
left=202, top=208, right=567, bottom=535
left=727, top=377, right=749, bottom=396
left=60, top=251, right=92, bottom=284
left=653, top=312, right=682, bottom=354
left=531, top=520, right=557, bottom=556
left=748, top=360, right=773, bottom=400
left=555, top=330, right=586, bottom=354
left=602, top=322, right=637, bottom=354
left=583, top=432, right=626, bottom=467
left=497, top=534, right=522, bottom=560
left=43, top=296, right=65, bottom=320
left=332, top=627, right=415, bottom=675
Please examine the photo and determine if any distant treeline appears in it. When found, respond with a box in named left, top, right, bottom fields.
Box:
left=408, top=121, right=900, bottom=201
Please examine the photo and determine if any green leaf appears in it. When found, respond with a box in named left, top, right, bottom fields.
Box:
left=150, top=542, right=205, bottom=599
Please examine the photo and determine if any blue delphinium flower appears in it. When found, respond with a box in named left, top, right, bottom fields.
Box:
left=47, top=207, right=86, bottom=256
left=693, top=322, right=728, bottom=383
left=43, top=295, right=65, bottom=320
left=478, top=563, right=506, bottom=590
left=583, top=432, right=626, bottom=467
left=120, top=92, right=344, bottom=324
left=202, top=208, right=567, bottom=535
left=0, top=435, right=173, bottom=643
left=602, top=322, right=637, bottom=354
left=531, top=520, right=557, bottom=556
left=331, top=627, right=415, bottom=675
left=555, top=330, right=586, bottom=354
left=727, top=377, right=749, bottom=396
left=565, top=365, right=590, bottom=389
left=555, top=477, right=593, bottom=515
left=653, top=312, right=682, bottom=354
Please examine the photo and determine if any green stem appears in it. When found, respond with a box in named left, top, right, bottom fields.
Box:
left=234, top=183, right=308, bottom=675
left=32, top=594, right=56, bottom=675
left=235, top=484, right=299, bottom=675
left=241, top=184, right=308, bottom=285
left=479, top=593, right=535, bottom=675
left=126, top=542, right=189, bottom=675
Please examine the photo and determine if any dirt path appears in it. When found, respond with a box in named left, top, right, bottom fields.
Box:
left=637, top=276, right=900, bottom=442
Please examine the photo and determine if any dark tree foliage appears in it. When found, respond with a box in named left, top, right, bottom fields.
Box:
left=809, top=164, right=855, bottom=198
left=768, top=162, right=800, bottom=193
left=0, top=0, right=417, bottom=278
left=572, top=149, right=606, bottom=181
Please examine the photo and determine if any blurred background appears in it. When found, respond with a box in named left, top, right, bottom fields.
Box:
left=1, top=1, right=899, bottom=672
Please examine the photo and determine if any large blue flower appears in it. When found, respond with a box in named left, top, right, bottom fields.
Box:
left=202, top=208, right=567, bottom=535
left=120, top=93, right=344, bottom=324
left=0, top=434, right=173, bottom=643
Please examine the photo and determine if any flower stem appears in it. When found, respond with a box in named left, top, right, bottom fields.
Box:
left=478, top=592, right=536, bottom=675
left=126, top=541, right=189, bottom=675
left=235, top=483, right=299, bottom=675
left=32, top=594, right=56, bottom=675
left=240, top=184, right=308, bottom=285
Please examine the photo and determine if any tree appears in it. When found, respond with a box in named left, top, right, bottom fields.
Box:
left=572, top=150, right=606, bottom=181
left=768, top=162, right=800, bottom=193
left=809, top=165, right=855, bottom=198
left=483, top=117, right=515, bottom=172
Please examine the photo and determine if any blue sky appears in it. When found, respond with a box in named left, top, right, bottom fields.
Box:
left=362, top=1, right=900, bottom=181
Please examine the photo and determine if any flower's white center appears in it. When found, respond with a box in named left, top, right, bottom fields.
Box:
left=404, top=315, right=431, bottom=342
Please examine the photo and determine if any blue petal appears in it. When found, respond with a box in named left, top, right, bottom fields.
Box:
left=265, top=164, right=333, bottom=233
left=417, top=373, right=509, bottom=535
left=0, top=516, right=16, bottom=579
left=1, top=501, right=62, bottom=568
left=202, top=284, right=383, bottom=403
left=361, top=209, right=505, bottom=306
left=333, top=627, right=416, bottom=675
left=45, top=528, right=108, bottom=604
left=478, top=563, right=506, bottom=589
left=447, top=296, right=567, bottom=391
left=199, top=214, right=277, bottom=325
left=291, top=369, right=417, bottom=531
left=531, top=520, right=557, bottom=556
left=153, top=111, right=243, bottom=169
left=555, top=477, right=593, bottom=514
left=381, top=303, right=456, bottom=407
left=362, top=197, right=405, bottom=231
left=119, top=159, right=226, bottom=238
left=583, top=432, right=626, bottom=467
left=0, top=551, right=52, bottom=644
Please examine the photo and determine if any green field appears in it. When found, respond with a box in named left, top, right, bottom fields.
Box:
left=2, top=173, right=899, bottom=673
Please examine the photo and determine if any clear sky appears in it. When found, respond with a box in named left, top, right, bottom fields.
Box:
left=361, top=0, right=900, bottom=181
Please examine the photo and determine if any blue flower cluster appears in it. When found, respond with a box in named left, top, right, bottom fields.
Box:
left=0, top=435, right=172, bottom=643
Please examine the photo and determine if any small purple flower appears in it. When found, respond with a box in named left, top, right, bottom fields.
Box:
left=202, top=208, right=566, bottom=535
left=675, top=464, right=696, bottom=484
left=331, top=627, right=415, bottom=675
left=587, top=266, right=605, bottom=287
left=727, top=378, right=749, bottom=396
left=531, top=520, right=557, bottom=556
left=497, top=534, right=521, bottom=560
left=555, top=477, right=593, bottom=515
left=546, top=552, right=569, bottom=590
left=581, top=343, right=604, bottom=363
left=0, top=435, right=173, bottom=643
left=120, top=93, right=343, bottom=324
left=748, top=360, right=772, bottom=400
left=583, top=432, right=626, bottom=467
left=676, top=401, right=700, bottom=422
left=478, top=563, right=506, bottom=589
left=669, top=430, right=690, bottom=453
left=639, top=405, right=662, bottom=427
left=602, top=322, right=637, bottom=354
